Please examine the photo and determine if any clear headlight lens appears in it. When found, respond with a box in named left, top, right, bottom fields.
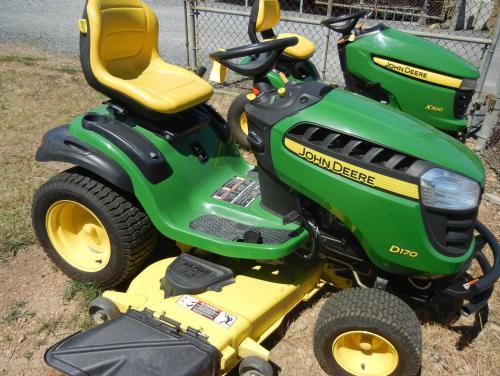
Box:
left=421, top=168, right=480, bottom=210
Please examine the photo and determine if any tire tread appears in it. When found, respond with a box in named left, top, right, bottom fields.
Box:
left=32, top=167, right=157, bottom=287
left=313, top=288, right=421, bottom=376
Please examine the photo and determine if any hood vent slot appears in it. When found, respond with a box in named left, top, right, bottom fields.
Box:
left=287, top=123, right=425, bottom=177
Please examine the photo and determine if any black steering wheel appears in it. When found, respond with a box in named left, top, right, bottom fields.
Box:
left=321, top=11, right=370, bottom=36
left=209, top=37, right=298, bottom=78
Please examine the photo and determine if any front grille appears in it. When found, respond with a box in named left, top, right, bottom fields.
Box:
left=422, top=207, right=476, bottom=257
left=454, top=90, right=474, bottom=119
left=287, top=123, right=430, bottom=179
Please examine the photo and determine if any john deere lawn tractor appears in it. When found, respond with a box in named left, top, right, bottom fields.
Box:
left=32, top=1, right=499, bottom=375
left=225, top=0, right=480, bottom=148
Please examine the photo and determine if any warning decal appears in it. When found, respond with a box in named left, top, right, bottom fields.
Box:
left=176, top=295, right=237, bottom=329
left=212, top=176, right=260, bottom=207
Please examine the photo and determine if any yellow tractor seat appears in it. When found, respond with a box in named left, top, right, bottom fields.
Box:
left=264, top=33, right=316, bottom=60
left=80, top=0, right=213, bottom=119
left=249, top=0, right=316, bottom=61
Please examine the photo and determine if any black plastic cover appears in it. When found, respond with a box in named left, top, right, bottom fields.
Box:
left=45, top=309, right=221, bottom=376
left=161, top=253, right=235, bottom=298
left=82, top=113, right=172, bottom=184
left=36, top=124, right=134, bottom=193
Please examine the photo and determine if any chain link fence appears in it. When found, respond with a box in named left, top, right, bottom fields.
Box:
left=185, top=0, right=497, bottom=90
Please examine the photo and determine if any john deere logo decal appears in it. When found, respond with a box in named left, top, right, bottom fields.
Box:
left=373, top=57, right=462, bottom=89
left=284, top=138, right=419, bottom=200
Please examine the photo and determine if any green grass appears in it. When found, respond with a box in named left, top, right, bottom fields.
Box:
left=2, top=307, right=35, bottom=323
left=0, top=55, right=47, bottom=65
left=63, top=280, right=102, bottom=304
left=61, top=280, right=103, bottom=330
left=35, top=338, right=47, bottom=348
left=36, top=315, right=63, bottom=337
left=15, top=299, right=28, bottom=308
left=52, top=65, right=80, bottom=74
left=0, top=237, right=35, bottom=263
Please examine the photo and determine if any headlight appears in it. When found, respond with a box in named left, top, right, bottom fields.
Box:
left=459, top=78, right=477, bottom=91
left=421, top=168, right=480, bottom=210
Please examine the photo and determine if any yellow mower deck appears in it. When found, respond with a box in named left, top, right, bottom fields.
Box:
left=103, top=255, right=351, bottom=374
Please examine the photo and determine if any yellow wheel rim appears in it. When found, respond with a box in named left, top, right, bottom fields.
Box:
left=45, top=200, right=111, bottom=272
left=332, top=331, right=399, bottom=376
left=240, top=112, right=249, bottom=136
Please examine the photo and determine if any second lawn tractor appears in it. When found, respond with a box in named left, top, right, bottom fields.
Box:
left=223, top=0, right=480, bottom=148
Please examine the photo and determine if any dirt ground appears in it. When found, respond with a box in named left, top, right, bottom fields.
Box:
left=0, top=43, right=499, bottom=376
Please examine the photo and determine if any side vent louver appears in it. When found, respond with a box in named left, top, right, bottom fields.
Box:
left=287, top=123, right=426, bottom=177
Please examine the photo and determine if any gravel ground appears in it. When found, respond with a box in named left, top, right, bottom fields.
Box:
left=0, top=0, right=188, bottom=65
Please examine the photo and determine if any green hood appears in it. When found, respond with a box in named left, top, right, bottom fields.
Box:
left=286, top=89, right=485, bottom=185
left=351, top=27, right=480, bottom=79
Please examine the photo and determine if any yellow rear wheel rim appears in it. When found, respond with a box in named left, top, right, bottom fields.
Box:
left=46, top=200, right=111, bottom=272
left=240, top=112, right=249, bottom=136
left=332, top=331, right=398, bottom=376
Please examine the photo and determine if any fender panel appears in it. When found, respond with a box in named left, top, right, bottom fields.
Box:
left=81, top=115, right=172, bottom=184
left=36, top=124, right=134, bottom=193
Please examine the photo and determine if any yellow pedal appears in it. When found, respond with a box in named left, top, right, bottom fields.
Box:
left=209, top=49, right=227, bottom=84
left=78, top=19, right=88, bottom=34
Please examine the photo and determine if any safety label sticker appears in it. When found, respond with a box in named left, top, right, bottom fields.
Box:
left=212, top=176, right=260, bottom=207
left=176, top=295, right=237, bottom=329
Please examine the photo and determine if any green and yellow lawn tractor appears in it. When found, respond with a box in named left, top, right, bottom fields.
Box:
left=224, top=0, right=480, bottom=147
left=31, top=1, right=499, bottom=375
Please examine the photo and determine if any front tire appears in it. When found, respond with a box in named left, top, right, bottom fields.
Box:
left=227, top=93, right=251, bottom=148
left=32, top=167, right=157, bottom=287
left=313, top=288, right=421, bottom=376
left=239, top=356, right=274, bottom=376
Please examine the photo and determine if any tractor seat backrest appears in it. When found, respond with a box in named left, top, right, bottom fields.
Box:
left=247, top=0, right=316, bottom=61
left=83, top=0, right=158, bottom=80
left=248, top=0, right=281, bottom=43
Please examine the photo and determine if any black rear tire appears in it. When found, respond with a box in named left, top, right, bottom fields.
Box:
left=228, top=93, right=251, bottom=148
left=313, top=288, right=421, bottom=376
left=32, top=167, right=157, bottom=287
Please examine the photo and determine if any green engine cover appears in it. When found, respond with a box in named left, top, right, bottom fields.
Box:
left=271, top=88, right=484, bottom=277
left=344, top=27, right=480, bottom=134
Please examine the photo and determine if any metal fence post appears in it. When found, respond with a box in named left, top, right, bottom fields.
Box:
left=476, top=16, right=500, bottom=98
left=183, top=0, right=191, bottom=67
left=474, top=16, right=500, bottom=152
left=188, top=0, right=199, bottom=68
left=320, top=0, right=333, bottom=81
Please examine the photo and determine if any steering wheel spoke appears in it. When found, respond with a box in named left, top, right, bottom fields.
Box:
left=209, top=37, right=298, bottom=78
left=321, top=11, right=370, bottom=36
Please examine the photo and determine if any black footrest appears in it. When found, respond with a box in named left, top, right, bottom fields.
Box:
left=189, top=214, right=294, bottom=244
left=161, top=253, right=235, bottom=298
